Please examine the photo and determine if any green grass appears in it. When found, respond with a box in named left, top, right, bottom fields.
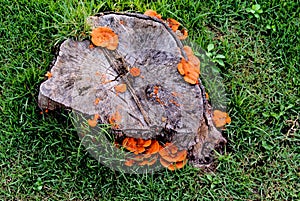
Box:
left=1, top=0, right=299, bottom=200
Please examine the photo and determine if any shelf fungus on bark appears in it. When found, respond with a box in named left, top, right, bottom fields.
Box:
left=38, top=11, right=228, bottom=171
left=159, top=142, right=188, bottom=170
left=91, top=26, right=119, bottom=50
left=212, top=110, right=231, bottom=128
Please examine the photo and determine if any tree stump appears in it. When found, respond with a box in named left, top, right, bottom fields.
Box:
left=38, top=12, right=226, bottom=172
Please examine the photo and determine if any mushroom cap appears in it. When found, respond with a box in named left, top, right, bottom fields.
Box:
left=122, top=137, right=153, bottom=155
left=159, top=158, right=187, bottom=171
left=144, top=10, right=162, bottom=20
left=159, top=143, right=187, bottom=163
left=145, top=140, right=160, bottom=155
left=124, top=151, right=158, bottom=167
left=87, top=119, right=97, bottom=127
left=188, top=55, right=200, bottom=71
left=108, top=110, right=122, bottom=129
left=205, top=92, right=209, bottom=100
left=124, top=159, right=135, bottom=166
left=91, top=27, right=119, bottom=50
left=212, top=110, right=231, bottom=128
left=129, top=67, right=141, bottom=77
left=177, top=58, right=199, bottom=84
left=183, top=46, right=193, bottom=56
left=177, top=29, right=188, bottom=40
left=138, top=155, right=158, bottom=166
left=45, top=71, right=52, bottom=79
left=114, top=83, right=127, bottom=93
left=167, top=18, right=180, bottom=32
left=177, top=47, right=200, bottom=84
left=87, top=114, right=100, bottom=127
left=177, top=62, right=185, bottom=75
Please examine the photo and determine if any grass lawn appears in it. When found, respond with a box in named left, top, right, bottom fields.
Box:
left=0, top=0, right=299, bottom=200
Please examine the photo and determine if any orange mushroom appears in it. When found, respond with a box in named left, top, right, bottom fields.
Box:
left=145, top=140, right=160, bottom=155
left=45, top=71, right=52, bottom=79
left=177, top=46, right=201, bottom=84
left=158, top=143, right=188, bottom=170
left=177, top=58, right=199, bottom=84
left=159, top=143, right=187, bottom=162
left=146, top=155, right=158, bottom=166
left=137, top=154, right=158, bottom=166
left=89, top=43, right=95, bottom=49
left=124, top=154, right=158, bottom=167
left=160, top=158, right=188, bottom=171
left=183, top=46, right=193, bottom=56
left=124, top=159, right=135, bottom=167
left=94, top=97, right=100, bottom=105
left=177, top=29, right=188, bottom=40
left=87, top=114, right=100, bottom=127
left=144, top=10, right=162, bottom=20
left=122, top=137, right=152, bottom=155
left=205, top=92, right=209, bottom=100
left=129, top=67, right=141, bottom=77
left=212, top=110, right=231, bottom=128
left=91, top=27, right=119, bottom=50
left=166, top=18, right=180, bottom=32
left=108, top=110, right=122, bottom=129
left=114, top=83, right=127, bottom=94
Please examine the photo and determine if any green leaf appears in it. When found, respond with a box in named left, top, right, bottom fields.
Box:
left=257, top=9, right=263, bottom=14
left=262, top=112, right=270, bottom=117
left=262, top=141, right=272, bottom=150
left=245, top=8, right=252, bottom=13
left=216, top=59, right=225, bottom=66
left=252, top=4, right=261, bottom=11
left=206, top=174, right=213, bottom=181
left=206, top=52, right=212, bottom=57
left=254, top=13, right=260, bottom=18
left=215, top=54, right=225, bottom=59
left=207, top=44, right=214, bottom=52
left=250, top=9, right=256, bottom=14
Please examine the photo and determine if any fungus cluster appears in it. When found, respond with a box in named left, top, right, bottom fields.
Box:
left=108, top=110, right=122, bottom=129
left=177, top=46, right=201, bottom=84
left=144, top=10, right=162, bottom=20
left=159, top=142, right=187, bottom=171
left=144, top=10, right=188, bottom=40
left=117, top=137, right=188, bottom=171
left=143, top=11, right=199, bottom=84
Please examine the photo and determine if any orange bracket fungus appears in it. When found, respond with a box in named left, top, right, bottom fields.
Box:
left=91, top=26, right=119, bottom=50
left=144, top=10, right=162, bottom=20
left=212, top=110, right=231, bottom=128
left=38, top=11, right=228, bottom=172
left=166, top=18, right=180, bottom=32
left=45, top=71, right=52, bottom=79
left=159, top=142, right=187, bottom=170
left=87, top=114, right=100, bottom=127
left=129, top=67, right=141, bottom=77
left=114, top=83, right=127, bottom=94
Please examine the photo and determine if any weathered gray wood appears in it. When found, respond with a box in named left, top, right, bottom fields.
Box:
left=38, top=12, right=225, bottom=167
